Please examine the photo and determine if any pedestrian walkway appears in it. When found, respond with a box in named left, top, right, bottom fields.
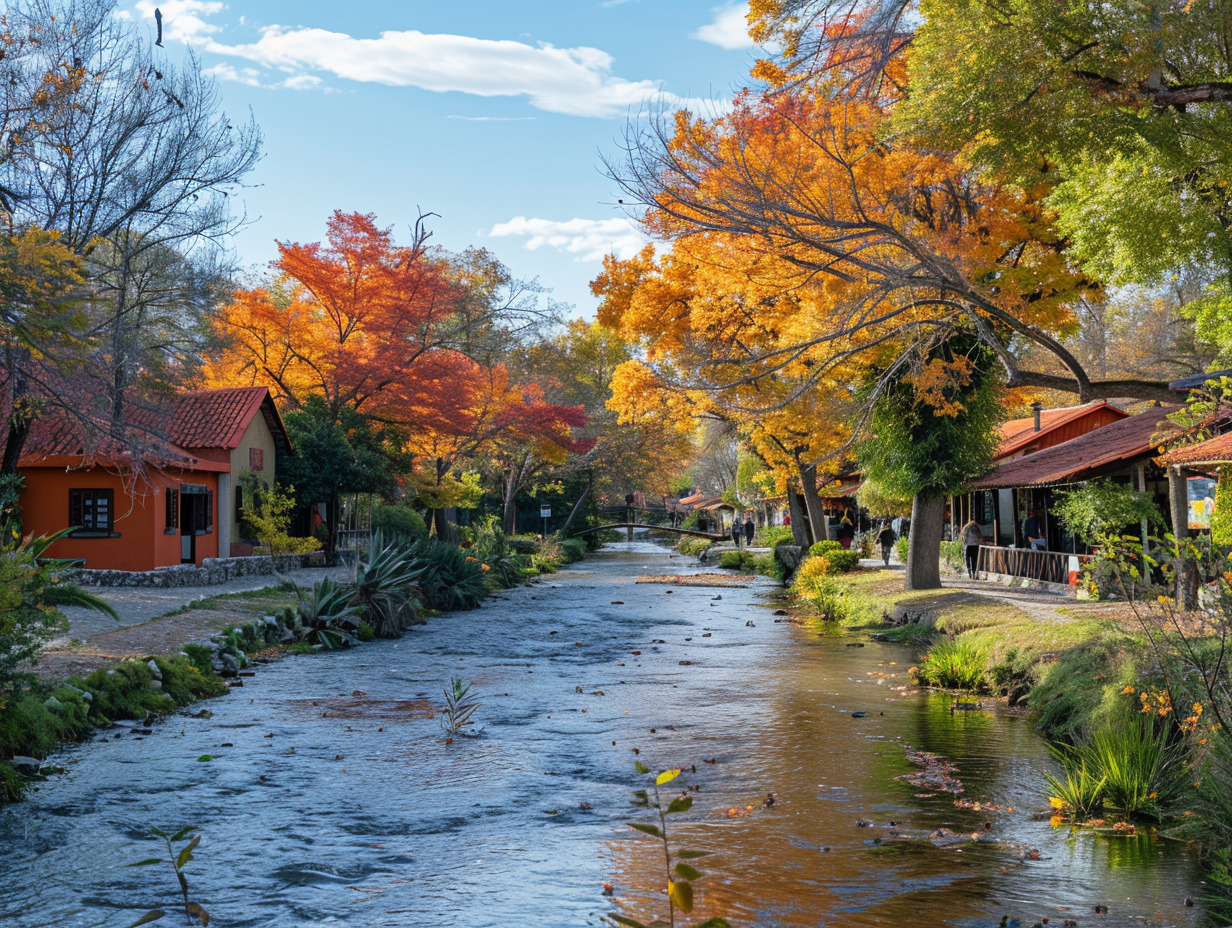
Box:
left=59, top=566, right=346, bottom=640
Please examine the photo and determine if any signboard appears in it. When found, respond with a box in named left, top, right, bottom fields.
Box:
left=540, top=506, right=552, bottom=518
left=1188, top=476, right=1217, bottom=530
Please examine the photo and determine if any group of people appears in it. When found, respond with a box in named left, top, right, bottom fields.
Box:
left=730, top=517, right=756, bottom=546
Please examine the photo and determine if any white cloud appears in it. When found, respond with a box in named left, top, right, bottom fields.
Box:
left=203, top=61, right=262, bottom=87
left=693, top=3, right=754, bottom=50
left=206, top=26, right=725, bottom=118
left=135, top=0, right=226, bottom=44
left=488, top=216, right=651, bottom=262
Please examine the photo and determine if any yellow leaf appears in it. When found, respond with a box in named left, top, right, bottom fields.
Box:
left=668, top=879, right=694, bottom=914
left=656, top=768, right=682, bottom=786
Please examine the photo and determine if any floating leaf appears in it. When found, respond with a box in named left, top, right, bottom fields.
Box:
left=674, top=862, right=702, bottom=881
left=128, top=858, right=163, bottom=868
left=668, top=879, right=694, bottom=914
left=607, top=915, right=648, bottom=928
left=628, top=823, right=662, bottom=837
left=656, top=768, right=682, bottom=785
left=123, top=911, right=166, bottom=928
left=677, top=850, right=711, bottom=859
left=196, top=755, right=213, bottom=762
left=666, top=795, right=693, bottom=814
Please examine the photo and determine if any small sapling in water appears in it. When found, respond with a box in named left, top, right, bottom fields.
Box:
left=127, top=825, right=209, bottom=925
left=605, top=763, right=730, bottom=928
left=439, top=677, right=482, bottom=737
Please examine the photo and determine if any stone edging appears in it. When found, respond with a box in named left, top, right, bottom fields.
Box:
left=66, top=554, right=308, bottom=588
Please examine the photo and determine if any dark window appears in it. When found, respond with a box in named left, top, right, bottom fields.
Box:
left=235, top=486, right=244, bottom=522
left=249, top=447, right=264, bottom=470
left=206, top=490, right=214, bottom=534
left=166, top=488, right=179, bottom=531
left=69, top=489, right=114, bottom=533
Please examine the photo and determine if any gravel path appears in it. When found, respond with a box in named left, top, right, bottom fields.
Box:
left=59, top=567, right=346, bottom=640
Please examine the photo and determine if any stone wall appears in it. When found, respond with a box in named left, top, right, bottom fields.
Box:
left=68, top=554, right=307, bottom=588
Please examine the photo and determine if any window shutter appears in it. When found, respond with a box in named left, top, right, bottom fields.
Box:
left=166, top=489, right=179, bottom=530
left=69, top=489, right=83, bottom=529
left=206, top=490, right=214, bottom=533
left=249, top=447, right=264, bottom=470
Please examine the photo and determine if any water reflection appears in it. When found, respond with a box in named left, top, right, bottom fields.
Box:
left=0, top=541, right=1210, bottom=927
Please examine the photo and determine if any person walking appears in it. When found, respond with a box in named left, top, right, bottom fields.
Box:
left=877, top=522, right=896, bottom=567
left=961, top=518, right=983, bottom=579
left=731, top=518, right=742, bottom=548
left=744, top=516, right=755, bottom=546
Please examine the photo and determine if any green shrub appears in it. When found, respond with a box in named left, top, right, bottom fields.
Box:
left=371, top=504, right=428, bottom=543
left=895, top=535, right=910, bottom=563
left=754, top=525, right=794, bottom=548
left=917, top=637, right=988, bottom=691
left=750, top=554, right=786, bottom=582
left=717, top=551, right=744, bottom=569
left=677, top=537, right=713, bottom=557
left=559, top=538, right=587, bottom=563
left=792, top=558, right=850, bottom=620
left=809, top=540, right=843, bottom=556
left=507, top=535, right=541, bottom=555
left=939, top=540, right=964, bottom=571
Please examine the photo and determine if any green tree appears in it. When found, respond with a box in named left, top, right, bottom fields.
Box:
left=857, top=334, right=1003, bottom=590
left=280, top=396, right=410, bottom=560
left=1053, top=480, right=1165, bottom=547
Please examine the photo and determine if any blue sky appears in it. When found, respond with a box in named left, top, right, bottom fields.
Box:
left=122, top=0, right=761, bottom=316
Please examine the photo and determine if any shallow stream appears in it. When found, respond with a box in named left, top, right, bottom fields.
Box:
left=0, top=542, right=1210, bottom=927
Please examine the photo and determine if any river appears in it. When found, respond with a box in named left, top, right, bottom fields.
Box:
left=0, top=541, right=1210, bottom=927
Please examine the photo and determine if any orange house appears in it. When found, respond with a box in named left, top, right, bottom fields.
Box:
left=18, top=387, right=291, bottom=571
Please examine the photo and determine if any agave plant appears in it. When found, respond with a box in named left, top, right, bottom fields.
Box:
left=296, top=577, right=362, bottom=649
left=439, top=677, right=482, bottom=736
left=351, top=531, right=424, bottom=637
left=469, top=526, right=527, bottom=589
left=405, top=538, right=489, bottom=612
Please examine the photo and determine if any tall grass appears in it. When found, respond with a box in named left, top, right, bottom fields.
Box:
left=1047, top=715, right=1181, bottom=820
left=917, top=637, right=987, bottom=691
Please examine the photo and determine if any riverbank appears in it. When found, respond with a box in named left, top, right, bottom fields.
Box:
left=791, top=567, right=1152, bottom=740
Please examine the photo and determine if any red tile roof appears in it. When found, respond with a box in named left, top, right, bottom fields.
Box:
left=169, top=387, right=270, bottom=451
left=19, top=386, right=290, bottom=470
left=997, top=401, right=1128, bottom=458
left=973, top=407, right=1177, bottom=489
left=1165, top=431, right=1232, bottom=467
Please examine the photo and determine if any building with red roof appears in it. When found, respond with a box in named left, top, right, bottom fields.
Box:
left=18, top=386, right=291, bottom=571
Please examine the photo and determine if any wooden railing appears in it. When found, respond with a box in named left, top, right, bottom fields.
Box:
left=976, top=545, right=1091, bottom=586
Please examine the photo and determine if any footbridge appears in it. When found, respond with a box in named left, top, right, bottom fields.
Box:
left=569, top=505, right=731, bottom=543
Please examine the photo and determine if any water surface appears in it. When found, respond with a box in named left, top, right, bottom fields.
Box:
left=0, top=542, right=1207, bottom=927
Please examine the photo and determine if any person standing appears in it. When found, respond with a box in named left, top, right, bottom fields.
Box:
left=1023, top=509, right=1046, bottom=551
left=877, top=522, right=896, bottom=567
left=961, top=518, right=983, bottom=579
left=744, top=516, right=755, bottom=546
left=731, top=518, right=742, bottom=548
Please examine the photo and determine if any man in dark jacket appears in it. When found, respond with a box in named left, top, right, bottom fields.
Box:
left=877, top=523, right=896, bottom=567
left=744, top=516, right=755, bottom=546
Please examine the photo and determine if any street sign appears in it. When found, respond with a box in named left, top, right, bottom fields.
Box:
left=540, top=505, right=552, bottom=518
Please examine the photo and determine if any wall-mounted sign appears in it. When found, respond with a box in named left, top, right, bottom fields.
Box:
left=1188, top=476, right=1217, bottom=530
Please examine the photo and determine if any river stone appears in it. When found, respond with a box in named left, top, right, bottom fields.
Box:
left=146, top=660, right=162, bottom=679
left=219, top=653, right=241, bottom=676
left=10, top=756, right=40, bottom=776
left=42, top=696, right=64, bottom=712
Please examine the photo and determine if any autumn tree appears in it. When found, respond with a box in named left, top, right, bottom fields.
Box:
left=0, top=0, right=260, bottom=475
left=208, top=212, right=588, bottom=540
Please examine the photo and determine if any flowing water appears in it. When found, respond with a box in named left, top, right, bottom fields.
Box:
left=0, top=542, right=1211, bottom=927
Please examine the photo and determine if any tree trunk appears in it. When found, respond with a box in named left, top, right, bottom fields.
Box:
left=787, top=486, right=811, bottom=548
left=325, top=492, right=339, bottom=564
left=799, top=461, right=829, bottom=543
left=501, top=467, right=519, bottom=535
left=905, top=493, right=946, bottom=591
left=1168, top=466, right=1196, bottom=609
left=561, top=469, right=594, bottom=536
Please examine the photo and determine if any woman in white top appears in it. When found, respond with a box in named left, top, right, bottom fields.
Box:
left=960, top=519, right=983, bottom=579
